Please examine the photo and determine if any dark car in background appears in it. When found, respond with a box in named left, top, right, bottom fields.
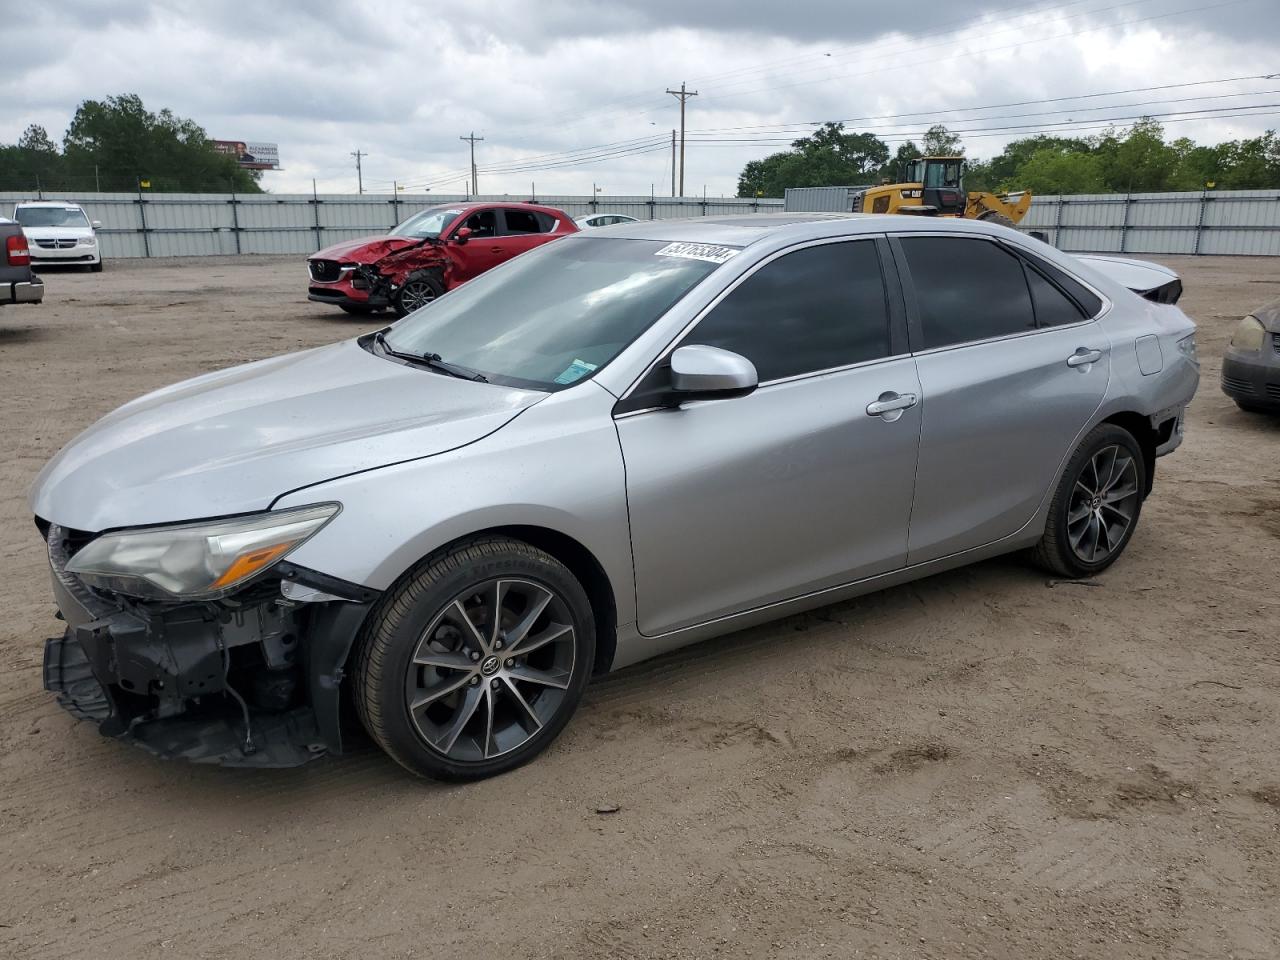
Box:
left=307, top=201, right=578, bottom=317
left=1221, top=298, right=1280, bottom=413
left=1, top=217, right=45, bottom=308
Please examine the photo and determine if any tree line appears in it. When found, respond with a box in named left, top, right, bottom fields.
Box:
left=0, top=94, right=263, bottom=194
left=737, top=119, right=1280, bottom=197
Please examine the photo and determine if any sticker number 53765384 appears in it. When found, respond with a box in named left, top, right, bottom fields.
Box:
left=654, top=242, right=739, bottom=264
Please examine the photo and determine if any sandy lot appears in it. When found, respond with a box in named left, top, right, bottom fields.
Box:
left=1, top=253, right=1278, bottom=960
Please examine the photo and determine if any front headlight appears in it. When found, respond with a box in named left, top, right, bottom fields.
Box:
left=1176, top=332, right=1199, bottom=365
left=79, top=236, right=97, bottom=246
left=1229, top=315, right=1265, bottom=353
left=65, top=503, right=340, bottom=600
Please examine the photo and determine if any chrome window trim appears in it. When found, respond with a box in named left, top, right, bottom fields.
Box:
left=614, top=233, right=895, bottom=412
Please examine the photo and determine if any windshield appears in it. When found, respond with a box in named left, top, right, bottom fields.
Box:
left=381, top=237, right=728, bottom=390
left=16, top=206, right=90, bottom=228
left=390, top=207, right=462, bottom=239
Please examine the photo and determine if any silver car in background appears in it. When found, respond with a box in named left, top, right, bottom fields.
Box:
left=32, top=214, right=1199, bottom=780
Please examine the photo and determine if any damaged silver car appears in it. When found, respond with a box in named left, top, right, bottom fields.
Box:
left=33, top=214, right=1199, bottom=780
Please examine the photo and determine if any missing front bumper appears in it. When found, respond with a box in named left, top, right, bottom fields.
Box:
left=41, top=524, right=375, bottom=768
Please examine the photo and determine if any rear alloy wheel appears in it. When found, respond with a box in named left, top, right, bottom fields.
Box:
left=392, top=271, right=444, bottom=317
left=352, top=538, right=594, bottom=781
left=1032, top=423, right=1146, bottom=578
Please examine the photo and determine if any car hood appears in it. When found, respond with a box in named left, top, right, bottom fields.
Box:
left=30, top=339, right=544, bottom=532
left=310, top=235, right=419, bottom=262
left=22, top=224, right=94, bottom=239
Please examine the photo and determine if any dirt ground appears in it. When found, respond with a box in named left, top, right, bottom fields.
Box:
left=1, top=253, right=1278, bottom=960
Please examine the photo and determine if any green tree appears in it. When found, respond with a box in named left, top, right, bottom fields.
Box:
left=737, top=122, right=889, bottom=196
left=922, top=124, right=963, bottom=156
left=1016, top=148, right=1106, bottom=194
left=61, top=93, right=261, bottom=192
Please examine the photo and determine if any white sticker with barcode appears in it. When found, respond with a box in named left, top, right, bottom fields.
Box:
left=654, top=242, right=739, bottom=264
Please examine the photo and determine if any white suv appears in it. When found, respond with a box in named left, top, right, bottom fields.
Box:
left=13, top=202, right=102, bottom=271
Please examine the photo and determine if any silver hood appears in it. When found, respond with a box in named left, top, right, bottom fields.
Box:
left=30, top=339, right=543, bottom=531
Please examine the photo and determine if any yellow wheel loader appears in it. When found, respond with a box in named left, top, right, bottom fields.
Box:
left=852, top=157, right=1031, bottom=226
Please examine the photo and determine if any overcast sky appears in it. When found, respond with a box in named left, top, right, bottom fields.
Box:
left=2, top=0, right=1277, bottom=197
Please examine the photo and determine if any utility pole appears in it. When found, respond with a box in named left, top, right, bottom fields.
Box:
left=665, top=82, right=698, bottom=197
left=460, top=132, right=484, bottom=196
left=350, top=149, right=366, bottom=194
left=670, top=130, right=676, bottom=197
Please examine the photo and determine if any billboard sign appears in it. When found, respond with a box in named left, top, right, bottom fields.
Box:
left=213, top=140, right=281, bottom=170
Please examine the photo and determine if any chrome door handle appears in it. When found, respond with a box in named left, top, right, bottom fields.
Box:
left=866, top=391, right=918, bottom=419
left=1066, top=348, right=1103, bottom=367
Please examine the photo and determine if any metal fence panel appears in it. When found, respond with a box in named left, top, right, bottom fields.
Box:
left=5, top=189, right=1276, bottom=259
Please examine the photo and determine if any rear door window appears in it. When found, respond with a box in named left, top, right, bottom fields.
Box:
left=898, top=236, right=1035, bottom=350
left=502, top=209, right=546, bottom=234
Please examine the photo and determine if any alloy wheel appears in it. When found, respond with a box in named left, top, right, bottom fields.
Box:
left=1067, top=444, right=1140, bottom=564
left=398, top=279, right=438, bottom=313
left=405, top=578, right=576, bottom=762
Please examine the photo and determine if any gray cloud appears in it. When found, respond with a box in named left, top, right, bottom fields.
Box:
left=1, top=0, right=1274, bottom=197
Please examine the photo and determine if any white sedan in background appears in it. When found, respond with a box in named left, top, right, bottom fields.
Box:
left=13, top=202, right=103, bottom=271
left=575, top=213, right=640, bottom=228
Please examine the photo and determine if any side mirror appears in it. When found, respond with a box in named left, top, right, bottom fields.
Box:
left=668, top=345, right=758, bottom=403
left=91, top=220, right=102, bottom=228
left=454, top=226, right=472, bottom=244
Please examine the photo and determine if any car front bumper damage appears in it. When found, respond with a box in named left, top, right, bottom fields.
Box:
left=40, top=523, right=377, bottom=768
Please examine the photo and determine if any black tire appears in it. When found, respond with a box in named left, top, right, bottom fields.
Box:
left=1032, top=423, right=1147, bottom=579
left=392, top=270, right=444, bottom=318
left=978, top=211, right=1016, bottom=229
left=352, top=537, right=595, bottom=781
left=89, top=260, right=103, bottom=273
left=339, top=303, right=383, bottom=316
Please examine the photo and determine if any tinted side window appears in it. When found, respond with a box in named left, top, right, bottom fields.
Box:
left=1027, top=256, right=1102, bottom=317
left=681, top=241, right=891, bottom=382
left=900, top=237, right=1035, bottom=350
left=503, top=209, right=543, bottom=234
left=1026, top=266, right=1087, bottom=327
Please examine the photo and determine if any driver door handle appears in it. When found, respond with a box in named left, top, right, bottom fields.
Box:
left=866, top=391, right=918, bottom=418
left=1066, top=348, right=1103, bottom=367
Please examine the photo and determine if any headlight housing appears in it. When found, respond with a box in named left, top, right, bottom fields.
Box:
left=65, top=503, right=339, bottom=600
left=1229, top=315, right=1265, bottom=353
left=1176, top=332, right=1199, bottom=365
left=79, top=236, right=97, bottom=246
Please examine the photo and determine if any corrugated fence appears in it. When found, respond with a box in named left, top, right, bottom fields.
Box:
left=6, top=189, right=1278, bottom=259
left=784, top=186, right=1280, bottom=256
left=0, top=192, right=785, bottom=260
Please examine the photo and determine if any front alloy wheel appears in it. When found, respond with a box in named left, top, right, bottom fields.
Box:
left=407, top=578, right=577, bottom=762
left=353, top=538, right=594, bottom=780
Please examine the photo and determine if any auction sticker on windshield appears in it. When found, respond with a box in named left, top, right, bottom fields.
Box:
left=655, top=242, right=739, bottom=264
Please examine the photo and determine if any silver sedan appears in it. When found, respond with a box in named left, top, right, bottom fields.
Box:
left=33, top=214, right=1199, bottom=780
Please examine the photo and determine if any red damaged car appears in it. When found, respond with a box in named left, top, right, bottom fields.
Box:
left=307, top=202, right=578, bottom=316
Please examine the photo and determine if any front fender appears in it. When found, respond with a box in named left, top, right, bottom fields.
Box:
left=272, top=384, right=637, bottom=627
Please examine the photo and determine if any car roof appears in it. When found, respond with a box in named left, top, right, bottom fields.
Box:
left=14, top=200, right=86, bottom=209
left=417, top=201, right=571, bottom=217
left=604, top=212, right=1006, bottom=247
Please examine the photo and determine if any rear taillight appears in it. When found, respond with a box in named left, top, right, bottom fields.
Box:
left=6, top=234, right=31, bottom=266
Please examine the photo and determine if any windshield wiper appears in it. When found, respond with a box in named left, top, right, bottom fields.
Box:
left=373, top=331, right=489, bottom=382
